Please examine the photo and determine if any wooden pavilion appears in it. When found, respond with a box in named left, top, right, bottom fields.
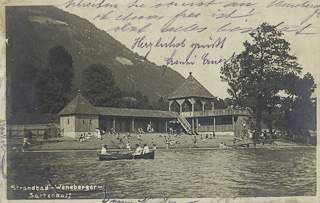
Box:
left=168, top=72, right=250, bottom=136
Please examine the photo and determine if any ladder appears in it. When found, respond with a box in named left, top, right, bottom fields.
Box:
left=176, top=113, right=191, bottom=133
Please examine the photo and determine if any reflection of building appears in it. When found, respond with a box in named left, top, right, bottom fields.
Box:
left=59, top=72, right=250, bottom=138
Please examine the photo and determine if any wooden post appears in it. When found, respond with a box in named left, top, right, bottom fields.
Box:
left=165, top=120, right=168, bottom=133
left=168, top=100, right=174, bottom=111
left=176, top=99, right=185, bottom=113
left=113, top=117, right=116, bottom=130
left=214, top=117, right=216, bottom=132
left=196, top=119, right=199, bottom=133
left=232, top=115, right=235, bottom=137
left=188, top=98, right=196, bottom=115
left=191, top=119, right=194, bottom=133
left=211, top=101, right=215, bottom=110
left=234, top=116, right=237, bottom=137
left=200, top=100, right=207, bottom=112
left=131, top=118, right=135, bottom=132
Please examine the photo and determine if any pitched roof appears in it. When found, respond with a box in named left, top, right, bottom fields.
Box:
left=95, top=107, right=177, bottom=118
left=168, top=72, right=214, bottom=100
left=58, top=94, right=99, bottom=116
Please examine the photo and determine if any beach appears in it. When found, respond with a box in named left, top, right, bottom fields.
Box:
left=8, top=132, right=309, bottom=152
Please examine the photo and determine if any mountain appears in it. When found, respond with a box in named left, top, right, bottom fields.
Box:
left=6, top=6, right=185, bottom=102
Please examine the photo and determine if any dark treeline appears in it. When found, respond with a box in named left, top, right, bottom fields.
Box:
left=7, top=45, right=230, bottom=125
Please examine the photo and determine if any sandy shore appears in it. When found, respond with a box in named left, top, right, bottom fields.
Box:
left=8, top=132, right=310, bottom=152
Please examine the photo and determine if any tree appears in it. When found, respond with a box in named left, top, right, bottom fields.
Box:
left=36, top=70, right=68, bottom=113
left=48, top=45, right=74, bottom=93
left=157, top=96, right=168, bottom=110
left=221, top=23, right=303, bottom=137
left=278, top=73, right=316, bottom=135
left=81, top=64, right=121, bottom=107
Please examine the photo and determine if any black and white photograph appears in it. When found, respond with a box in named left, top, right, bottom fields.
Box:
left=0, top=0, right=319, bottom=202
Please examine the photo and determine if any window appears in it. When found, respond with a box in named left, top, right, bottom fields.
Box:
left=90, top=120, right=92, bottom=125
left=83, top=119, right=85, bottom=124
left=67, top=119, right=69, bottom=125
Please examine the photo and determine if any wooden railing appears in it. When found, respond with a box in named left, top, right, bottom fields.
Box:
left=198, top=125, right=235, bottom=132
left=180, top=109, right=250, bottom=118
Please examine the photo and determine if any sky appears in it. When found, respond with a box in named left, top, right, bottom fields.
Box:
left=1, top=0, right=320, bottom=99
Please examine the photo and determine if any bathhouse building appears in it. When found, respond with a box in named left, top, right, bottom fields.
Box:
left=58, top=73, right=250, bottom=138
left=58, top=93, right=177, bottom=138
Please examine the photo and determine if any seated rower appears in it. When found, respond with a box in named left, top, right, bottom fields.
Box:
left=219, top=142, right=224, bottom=149
left=100, top=145, right=109, bottom=155
left=143, top=144, right=150, bottom=154
left=152, top=144, right=157, bottom=150
left=133, top=144, right=142, bottom=155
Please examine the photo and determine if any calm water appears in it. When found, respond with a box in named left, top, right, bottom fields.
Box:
left=8, top=147, right=316, bottom=199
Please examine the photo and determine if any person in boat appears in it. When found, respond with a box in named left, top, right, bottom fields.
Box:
left=219, top=142, right=224, bottom=148
left=100, top=145, right=109, bottom=155
left=134, top=144, right=143, bottom=155
left=152, top=143, right=157, bottom=150
left=143, top=144, right=150, bottom=154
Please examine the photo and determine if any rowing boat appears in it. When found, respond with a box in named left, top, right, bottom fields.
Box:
left=98, top=151, right=155, bottom=161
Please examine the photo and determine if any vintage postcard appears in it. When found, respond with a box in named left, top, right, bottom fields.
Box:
left=0, top=0, right=319, bottom=202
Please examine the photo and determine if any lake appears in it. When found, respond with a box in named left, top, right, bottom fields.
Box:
left=7, top=147, right=316, bottom=199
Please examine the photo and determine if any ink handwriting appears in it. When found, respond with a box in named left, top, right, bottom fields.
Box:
left=211, top=8, right=260, bottom=19
left=202, top=52, right=235, bottom=65
left=63, top=0, right=119, bottom=8
left=0, top=120, right=6, bottom=179
left=217, top=21, right=316, bottom=35
left=131, top=36, right=153, bottom=59
left=161, top=9, right=207, bottom=33
left=61, top=0, right=320, bottom=71
left=164, top=49, right=196, bottom=66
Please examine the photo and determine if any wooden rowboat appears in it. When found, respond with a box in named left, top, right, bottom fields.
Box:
left=98, top=151, right=155, bottom=161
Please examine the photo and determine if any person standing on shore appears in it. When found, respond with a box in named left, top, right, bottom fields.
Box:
left=22, top=137, right=30, bottom=152
left=126, top=141, right=131, bottom=150
left=96, top=128, right=102, bottom=140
